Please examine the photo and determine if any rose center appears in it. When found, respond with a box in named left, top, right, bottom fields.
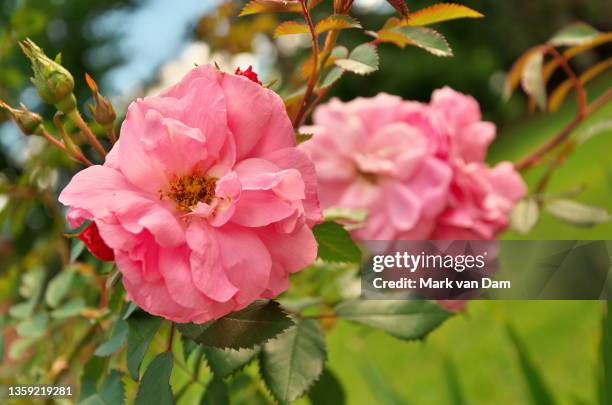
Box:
left=162, top=174, right=217, bottom=212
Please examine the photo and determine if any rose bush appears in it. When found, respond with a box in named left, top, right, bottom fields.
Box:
left=59, top=65, right=322, bottom=323
left=300, top=88, right=526, bottom=242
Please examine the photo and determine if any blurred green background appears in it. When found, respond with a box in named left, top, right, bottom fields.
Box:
left=1, top=0, right=611, bottom=404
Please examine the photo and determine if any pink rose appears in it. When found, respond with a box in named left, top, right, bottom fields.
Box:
left=300, top=88, right=526, bottom=242
left=300, top=94, right=453, bottom=242
left=59, top=65, right=322, bottom=323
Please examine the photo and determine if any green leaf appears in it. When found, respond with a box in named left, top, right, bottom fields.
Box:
left=45, top=269, right=75, bottom=308
left=94, top=318, right=128, bottom=357
left=506, top=325, right=556, bottom=405
left=334, top=300, right=451, bottom=340
left=315, top=15, right=362, bottom=34
left=405, top=3, right=484, bottom=26
left=600, top=301, right=612, bottom=405
left=9, top=301, right=35, bottom=319
left=444, top=356, right=467, bottom=405
left=313, top=221, right=361, bottom=264
left=205, top=347, right=260, bottom=378
left=16, top=312, right=48, bottom=338
left=261, top=319, right=326, bottom=404
left=510, top=198, right=540, bottom=235
left=126, top=314, right=163, bottom=380
left=576, top=118, right=612, bottom=145
left=521, top=51, right=547, bottom=110
left=274, top=21, right=309, bottom=37
left=71, top=239, right=86, bottom=263
left=308, top=368, right=345, bottom=405
left=134, top=352, right=174, bottom=405
left=549, top=22, right=600, bottom=46
left=50, top=298, right=85, bottom=319
left=99, top=370, right=125, bottom=405
left=335, top=44, right=379, bottom=75
left=178, top=300, right=293, bottom=350
left=200, top=377, right=229, bottom=405
left=382, top=26, right=453, bottom=57
left=544, top=199, right=612, bottom=226
left=319, top=67, right=344, bottom=89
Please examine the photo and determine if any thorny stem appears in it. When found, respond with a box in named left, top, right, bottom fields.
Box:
left=166, top=322, right=175, bottom=352
left=67, top=109, right=107, bottom=158
left=53, top=114, right=93, bottom=166
left=39, top=127, right=67, bottom=151
left=293, top=0, right=319, bottom=129
left=515, top=87, right=612, bottom=171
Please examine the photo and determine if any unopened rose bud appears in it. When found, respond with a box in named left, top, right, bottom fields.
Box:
left=19, top=38, right=76, bottom=112
left=0, top=100, right=43, bottom=135
left=85, top=73, right=116, bottom=126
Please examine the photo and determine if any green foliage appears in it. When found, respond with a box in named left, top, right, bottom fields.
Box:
left=80, top=370, right=126, bottom=405
left=601, top=301, right=612, bottom=405
left=94, top=317, right=128, bottom=357
left=521, top=50, right=547, bottom=110
left=134, top=352, right=174, bottom=405
left=544, top=199, right=612, bottom=226
left=334, top=300, right=452, bottom=340
left=200, top=377, right=230, bottom=405
left=126, top=314, right=163, bottom=380
left=381, top=26, right=453, bottom=57
left=308, top=368, right=346, bottom=405
left=205, top=347, right=260, bottom=378
left=45, top=268, right=76, bottom=308
left=444, top=357, right=467, bottom=405
left=549, top=22, right=601, bottom=46
left=506, top=325, right=556, bottom=405
left=178, top=300, right=293, bottom=350
left=313, top=221, right=361, bottom=264
left=335, top=44, right=380, bottom=75
left=261, top=319, right=327, bottom=404
left=510, top=198, right=540, bottom=235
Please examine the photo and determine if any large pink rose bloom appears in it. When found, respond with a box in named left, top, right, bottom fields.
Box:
left=59, top=65, right=322, bottom=323
left=300, top=88, right=526, bottom=241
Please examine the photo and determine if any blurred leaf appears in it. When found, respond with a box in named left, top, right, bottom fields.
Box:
left=8, top=337, right=37, bottom=360
left=386, top=0, right=408, bottom=16
left=308, top=367, right=345, bottom=405
left=71, top=239, right=86, bottom=263
left=405, top=3, right=484, bottom=26
left=296, top=133, right=313, bottom=144
left=95, top=318, right=128, bottom=357
left=50, top=298, right=86, bottom=319
left=200, top=377, right=229, bottom=405
left=9, top=301, right=35, bottom=319
left=379, top=26, right=453, bottom=56
left=549, top=58, right=612, bottom=112
left=510, top=198, right=540, bottom=235
left=178, top=300, right=293, bottom=350
left=360, top=365, right=405, bottom=405
left=16, top=312, right=48, bottom=338
left=335, top=44, right=380, bottom=75
left=274, top=21, right=309, bottom=37
left=134, top=352, right=174, bottom=405
left=521, top=51, right=547, bottom=110
left=315, top=15, right=362, bottom=34
left=127, top=314, right=163, bottom=380
left=544, top=200, right=612, bottom=226
left=82, top=370, right=126, bottom=405
left=45, top=269, right=76, bottom=308
left=122, top=302, right=139, bottom=320
left=313, top=221, right=361, bottom=264
left=205, top=346, right=260, bottom=378
left=601, top=301, right=612, bottom=405
left=334, top=300, right=451, bottom=340
left=506, top=325, right=556, bottom=405
left=549, top=22, right=601, bottom=46
left=576, top=119, right=612, bottom=145
left=320, top=67, right=344, bottom=89
left=504, top=46, right=544, bottom=101
left=444, top=357, right=467, bottom=405
left=324, top=207, right=368, bottom=223
left=261, top=319, right=326, bottom=404
left=239, top=0, right=322, bottom=16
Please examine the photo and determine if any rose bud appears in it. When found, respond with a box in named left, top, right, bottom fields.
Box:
left=85, top=73, right=116, bottom=127
left=0, top=100, right=43, bottom=135
left=19, top=38, right=76, bottom=113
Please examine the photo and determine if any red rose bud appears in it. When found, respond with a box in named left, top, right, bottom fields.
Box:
left=19, top=38, right=76, bottom=112
left=386, top=0, right=409, bottom=16
left=235, top=66, right=262, bottom=85
left=79, top=222, right=114, bottom=261
left=85, top=73, right=116, bottom=126
left=0, top=100, right=43, bottom=135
